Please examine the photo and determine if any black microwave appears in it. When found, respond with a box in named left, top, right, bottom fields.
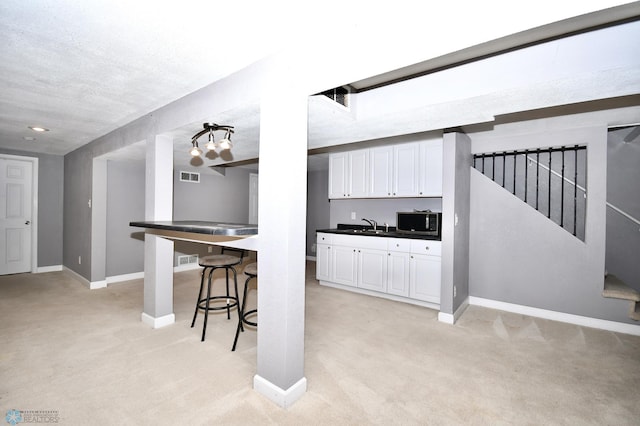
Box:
left=396, top=211, right=441, bottom=237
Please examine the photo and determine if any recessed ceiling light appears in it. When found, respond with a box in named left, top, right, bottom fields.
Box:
left=23, top=136, right=36, bottom=141
left=28, top=126, right=49, bottom=132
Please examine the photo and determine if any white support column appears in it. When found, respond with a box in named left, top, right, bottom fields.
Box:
left=142, top=134, right=175, bottom=328
left=254, top=72, right=308, bottom=408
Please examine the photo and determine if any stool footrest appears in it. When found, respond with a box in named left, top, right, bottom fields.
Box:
left=196, top=296, right=239, bottom=312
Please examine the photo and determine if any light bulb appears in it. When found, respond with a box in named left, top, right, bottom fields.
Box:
left=189, top=145, right=202, bottom=156
left=205, top=131, right=216, bottom=151
left=218, top=138, right=231, bottom=150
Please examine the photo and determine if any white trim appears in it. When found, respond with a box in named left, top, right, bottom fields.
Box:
left=0, top=153, right=38, bottom=273
left=319, top=280, right=440, bottom=311
left=63, top=266, right=106, bottom=289
left=253, top=375, right=307, bottom=409
left=469, top=296, right=640, bottom=336
left=141, top=312, right=175, bottom=329
left=106, top=271, right=144, bottom=284
left=36, top=265, right=63, bottom=273
left=173, top=263, right=201, bottom=273
left=306, top=255, right=316, bottom=262
left=438, top=297, right=469, bottom=324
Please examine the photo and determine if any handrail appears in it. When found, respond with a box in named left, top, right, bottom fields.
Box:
left=607, top=202, right=640, bottom=227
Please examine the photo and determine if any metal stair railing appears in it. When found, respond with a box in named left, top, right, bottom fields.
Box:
left=473, top=145, right=587, bottom=240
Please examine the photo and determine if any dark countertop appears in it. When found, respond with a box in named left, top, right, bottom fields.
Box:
left=317, top=224, right=441, bottom=241
left=130, top=220, right=258, bottom=236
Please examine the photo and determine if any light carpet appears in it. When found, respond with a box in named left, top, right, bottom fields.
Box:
left=1, top=262, right=639, bottom=425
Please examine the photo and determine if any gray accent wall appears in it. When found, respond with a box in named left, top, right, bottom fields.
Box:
left=306, top=169, right=330, bottom=257
left=0, top=148, right=63, bottom=268
left=468, top=117, right=636, bottom=324
left=106, top=160, right=145, bottom=276
left=329, top=198, right=442, bottom=229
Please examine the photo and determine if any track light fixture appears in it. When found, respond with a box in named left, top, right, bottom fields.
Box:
left=189, top=122, right=234, bottom=157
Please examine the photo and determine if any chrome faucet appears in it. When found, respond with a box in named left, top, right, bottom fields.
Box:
left=362, top=218, right=377, bottom=230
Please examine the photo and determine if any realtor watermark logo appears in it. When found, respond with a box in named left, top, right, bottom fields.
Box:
left=5, top=410, right=59, bottom=424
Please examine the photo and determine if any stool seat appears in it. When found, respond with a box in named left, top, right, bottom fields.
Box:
left=191, top=248, right=245, bottom=342
left=199, top=254, right=242, bottom=267
left=243, top=263, right=257, bottom=276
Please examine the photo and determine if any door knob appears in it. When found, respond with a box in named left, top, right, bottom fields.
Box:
left=25, top=220, right=31, bottom=225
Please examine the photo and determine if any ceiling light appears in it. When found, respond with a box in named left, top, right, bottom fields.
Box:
left=189, top=140, right=202, bottom=157
left=29, top=126, right=49, bottom=132
left=23, top=136, right=36, bottom=141
left=188, top=122, right=234, bottom=157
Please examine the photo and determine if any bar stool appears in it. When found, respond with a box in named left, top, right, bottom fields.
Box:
left=191, top=247, right=245, bottom=342
left=232, top=262, right=257, bottom=351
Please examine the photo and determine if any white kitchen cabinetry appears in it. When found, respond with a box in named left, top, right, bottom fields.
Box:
left=386, top=238, right=410, bottom=297
left=419, top=140, right=443, bottom=197
left=409, top=240, right=441, bottom=303
left=393, top=143, right=420, bottom=197
left=328, top=150, right=368, bottom=198
left=369, top=146, right=393, bottom=197
left=316, top=233, right=332, bottom=282
left=329, top=139, right=443, bottom=199
left=316, top=233, right=441, bottom=306
left=357, top=248, right=388, bottom=292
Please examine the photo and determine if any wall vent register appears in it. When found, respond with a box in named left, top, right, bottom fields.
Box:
left=180, top=171, right=200, bottom=183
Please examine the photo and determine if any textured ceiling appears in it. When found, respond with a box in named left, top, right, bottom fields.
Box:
left=0, top=0, right=636, bottom=173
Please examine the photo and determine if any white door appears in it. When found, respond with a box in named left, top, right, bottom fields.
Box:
left=0, top=158, right=33, bottom=274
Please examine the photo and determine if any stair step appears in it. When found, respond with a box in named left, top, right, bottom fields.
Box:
left=630, top=302, right=640, bottom=321
left=603, top=274, right=640, bottom=302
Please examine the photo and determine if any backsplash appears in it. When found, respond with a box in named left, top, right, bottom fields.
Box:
left=329, top=197, right=442, bottom=228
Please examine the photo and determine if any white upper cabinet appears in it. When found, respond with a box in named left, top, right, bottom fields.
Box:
left=328, top=138, right=443, bottom=199
left=419, top=140, right=443, bottom=197
left=393, top=142, right=420, bottom=197
left=328, top=150, right=368, bottom=198
left=369, top=146, right=393, bottom=197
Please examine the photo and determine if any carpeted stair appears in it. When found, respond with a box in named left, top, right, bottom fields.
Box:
left=602, top=274, right=640, bottom=321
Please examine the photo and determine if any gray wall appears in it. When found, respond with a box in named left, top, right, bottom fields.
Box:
left=468, top=114, right=637, bottom=324
left=102, top=161, right=255, bottom=278
left=606, top=126, right=640, bottom=291
left=0, top=148, right=63, bottom=268
left=106, top=160, right=145, bottom=276
left=306, top=169, right=330, bottom=256
left=329, top=198, right=442, bottom=229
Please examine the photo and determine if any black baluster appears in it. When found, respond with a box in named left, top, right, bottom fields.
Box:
left=512, top=151, right=517, bottom=195
left=492, top=152, right=495, bottom=181
left=524, top=151, right=529, bottom=203
left=560, top=148, right=565, bottom=228
left=574, top=145, right=578, bottom=236
left=536, top=149, right=540, bottom=210
left=502, top=151, right=506, bottom=188
left=548, top=149, right=552, bottom=219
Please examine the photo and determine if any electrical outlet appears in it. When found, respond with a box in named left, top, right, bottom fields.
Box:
left=78, top=256, right=82, bottom=265
left=453, top=286, right=457, bottom=298
left=311, top=244, right=317, bottom=253
left=351, top=211, right=356, bottom=220
left=208, top=246, right=213, bottom=253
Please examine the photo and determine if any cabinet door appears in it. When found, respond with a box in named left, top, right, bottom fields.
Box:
left=393, top=143, right=420, bottom=197
left=328, top=153, right=348, bottom=198
left=357, top=248, right=387, bottom=292
left=409, top=254, right=441, bottom=303
left=332, top=245, right=358, bottom=287
left=387, top=251, right=410, bottom=297
left=419, top=140, right=443, bottom=197
left=369, top=146, right=393, bottom=197
left=316, top=244, right=331, bottom=281
left=349, top=150, right=369, bottom=198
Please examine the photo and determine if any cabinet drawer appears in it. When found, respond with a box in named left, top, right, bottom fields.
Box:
left=410, top=240, right=441, bottom=256
left=387, top=238, right=410, bottom=253
left=317, top=233, right=333, bottom=244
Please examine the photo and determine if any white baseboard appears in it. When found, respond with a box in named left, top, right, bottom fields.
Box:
left=173, top=263, right=201, bottom=273
left=469, top=296, right=640, bottom=336
left=35, top=265, right=63, bottom=273
left=63, top=266, right=107, bottom=289
left=306, top=255, right=316, bottom=262
left=141, top=312, right=175, bottom=329
left=438, top=297, right=469, bottom=324
left=254, top=375, right=307, bottom=409
left=106, top=271, right=144, bottom=285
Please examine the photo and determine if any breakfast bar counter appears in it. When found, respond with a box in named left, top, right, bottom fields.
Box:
left=130, top=220, right=259, bottom=329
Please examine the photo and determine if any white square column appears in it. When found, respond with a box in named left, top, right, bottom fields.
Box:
left=253, top=82, right=308, bottom=407
left=141, top=134, right=175, bottom=328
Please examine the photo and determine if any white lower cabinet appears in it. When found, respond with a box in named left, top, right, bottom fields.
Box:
left=357, top=248, right=388, bottom=292
left=316, top=233, right=441, bottom=305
